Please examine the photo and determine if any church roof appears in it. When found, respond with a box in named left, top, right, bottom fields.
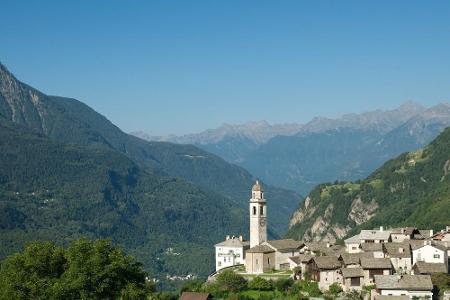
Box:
left=247, top=245, right=275, bottom=253
left=252, top=180, right=264, bottom=192
left=265, top=239, right=304, bottom=252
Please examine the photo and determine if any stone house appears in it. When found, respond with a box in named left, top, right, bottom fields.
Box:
left=373, top=275, right=433, bottom=299
left=288, top=254, right=313, bottom=279
left=360, top=257, right=392, bottom=285
left=361, top=243, right=385, bottom=258
left=263, top=239, right=304, bottom=270
left=341, top=267, right=364, bottom=291
left=383, top=243, right=412, bottom=274
left=345, top=234, right=362, bottom=253
left=360, top=227, right=392, bottom=244
left=308, top=256, right=343, bottom=290
left=339, top=252, right=374, bottom=268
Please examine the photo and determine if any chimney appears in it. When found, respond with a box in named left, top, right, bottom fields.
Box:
left=398, top=248, right=404, bottom=253
left=326, top=242, right=330, bottom=248
left=380, top=226, right=384, bottom=232
left=423, top=240, right=427, bottom=246
left=430, top=230, right=433, bottom=236
left=239, top=235, right=243, bottom=242
left=401, top=228, right=405, bottom=234
left=226, top=235, right=230, bottom=240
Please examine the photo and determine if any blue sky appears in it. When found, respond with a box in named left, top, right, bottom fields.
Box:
left=1, top=1, right=450, bottom=135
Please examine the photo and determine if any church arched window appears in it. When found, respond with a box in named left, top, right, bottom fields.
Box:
left=260, top=206, right=264, bottom=216
left=253, top=206, right=256, bottom=215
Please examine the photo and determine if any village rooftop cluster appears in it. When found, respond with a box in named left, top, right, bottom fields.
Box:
left=213, top=181, right=450, bottom=299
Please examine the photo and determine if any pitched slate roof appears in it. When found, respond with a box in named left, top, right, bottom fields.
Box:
left=359, top=229, right=391, bottom=241
left=383, top=242, right=411, bottom=258
left=266, top=239, right=303, bottom=252
left=215, top=238, right=250, bottom=247
left=374, top=275, right=433, bottom=291
left=341, top=267, right=364, bottom=278
left=313, top=256, right=342, bottom=270
left=410, top=241, right=447, bottom=251
left=360, top=257, right=392, bottom=269
left=246, top=245, right=275, bottom=253
left=345, top=234, right=360, bottom=244
left=340, top=252, right=373, bottom=265
left=289, top=254, right=313, bottom=265
left=361, top=243, right=384, bottom=252
left=413, top=261, right=448, bottom=274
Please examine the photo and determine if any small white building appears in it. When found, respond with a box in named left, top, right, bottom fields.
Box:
left=373, top=275, right=433, bottom=299
left=411, top=241, right=448, bottom=272
left=360, top=227, right=392, bottom=244
left=345, top=234, right=362, bottom=253
left=215, top=235, right=249, bottom=271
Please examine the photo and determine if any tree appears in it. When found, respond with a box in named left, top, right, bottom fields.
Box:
left=274, top=277, right=294, bottom=292
left=216, top=270, right=247, bottom=292
left=328, top=283, right=343, bottom=296
left=248, top=276, right=272, bottom=291
left=0, top=239, right=150, bottom=300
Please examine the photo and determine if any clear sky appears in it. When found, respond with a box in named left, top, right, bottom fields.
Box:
left=1, top=1, right=450, bottom=135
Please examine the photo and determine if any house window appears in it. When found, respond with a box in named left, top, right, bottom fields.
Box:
left=218, top=262, right=222, bottom=266
left=256, top=259, right=259, bottom=265
left=253, top=206, right=256, bottom=215
left=352, top=247, right=357, bottom=250
left=351, top=277, right=360, bottom=286
left=434, top=254, right=440, bottom=259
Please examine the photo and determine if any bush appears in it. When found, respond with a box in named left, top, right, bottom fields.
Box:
left=248, top=276, right=273, bottom=291
left=274, top=277, right=294, bottom=292
left=216, top=270, right=247, bottom=292
left=328, top=283, right=343, bottom=295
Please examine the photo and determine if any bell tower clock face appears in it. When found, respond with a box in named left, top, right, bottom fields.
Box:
left=259, top=219, right=266, bottom=227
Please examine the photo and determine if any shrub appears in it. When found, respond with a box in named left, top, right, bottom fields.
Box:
left=274, top=277, right=294, bottom=292
left=216, top=270, right=247, bottom=292
left=248, top=276, right=273, bottom=291
left=328, top=283, right=343, bottom=295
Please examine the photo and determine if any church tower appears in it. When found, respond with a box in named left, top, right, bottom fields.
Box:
left=249, top=180, right=267, bottom=248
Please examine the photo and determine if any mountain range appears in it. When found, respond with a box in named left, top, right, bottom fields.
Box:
left=0, top=63, right=302, bottom=279
left=134, top=101, right=450, bottom=195
left=286, top=125, right=450, bottom=242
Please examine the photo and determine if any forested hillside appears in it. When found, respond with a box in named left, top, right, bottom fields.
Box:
left=0, top=63, right=301, bottom=235
left=286, top=126, right=450, bottom=242
left=0, top=120, right=246, bottom=278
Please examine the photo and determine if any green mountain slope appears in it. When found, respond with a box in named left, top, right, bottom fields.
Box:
left=0, top=120, right=246, bottom=278
left=286, top=127, right=450, bottom=242
left=0, top=63, right=301, bottom=235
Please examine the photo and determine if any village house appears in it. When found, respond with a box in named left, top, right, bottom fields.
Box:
left=341, top=267, right=364, bottom=291
left=411, top=241, right=448, bottom=272
left=345, top=234, right=362, bottom=253
left=308, top=256, right=343, bottom=290
left=383, top=243, right=412, bottom=274
left=373, top=275, right=433, bottom=299
left=262, top=239, right=304, bottom=270
left=431, top=226, right=450, bottom=242
left=361, top=243, right=385, bottom=258
left=360, top=257, right=392, bottom=285
left=288, top=254, right=313, bottom=280
left=339, top=252, right=374, bottom=268
left=360, top=227, right=392, bottom=244
left=214, top=235, right=249, bottom=271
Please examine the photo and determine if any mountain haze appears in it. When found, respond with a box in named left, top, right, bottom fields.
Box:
left=136, top=101, right=450, bottom=195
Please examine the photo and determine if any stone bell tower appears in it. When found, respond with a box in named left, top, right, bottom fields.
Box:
left=249, top=180, right=267, bottom=248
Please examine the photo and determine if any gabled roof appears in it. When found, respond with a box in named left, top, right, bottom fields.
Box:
left=215, top=238, right=250, bottom=248
left=413, top=261, right=448, bottom=274
left=180, top=292, right=211, bottom=300
left=359, top=229, right=391, bottom=241
left=247, top=245, right=275, bottom=254
left=304, top=242, right=344, bottom=256
left=341, top=267, right=364, bottom=278
left=344, top=234, right=360, bottom=244
left=410, top=241, right=447, bottom=251
left=289, top=254, right=313, bottom=265
left=266, top=239, right=303, bottom=252
left=360, top=257, right=392, bottom=269
left=375, top=296, right=409, bottom=300
left=313, top=256, right=342, bottom=270
left=361, top=243, right=384, bottom=252
left=374, top=275, right=433, bottom=291
left=383, top=242, right=411, bottom=258
left=339, top=252, right=373, bottom=265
